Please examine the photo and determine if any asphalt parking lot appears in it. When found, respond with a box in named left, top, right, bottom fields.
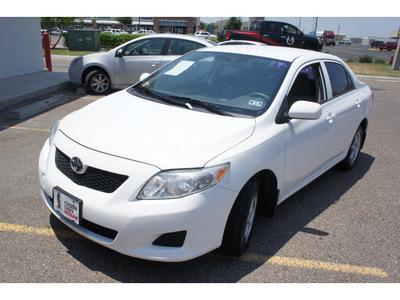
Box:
left=0, top=73, right=399, bottom=284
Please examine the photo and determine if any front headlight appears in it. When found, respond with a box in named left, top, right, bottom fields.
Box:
left=49, top=120, right=61, bottom=145
left=138, top=163, right=230, bottom=200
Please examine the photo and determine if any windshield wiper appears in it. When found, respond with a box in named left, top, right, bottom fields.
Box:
left=169, top=96, right=232, bottom=116
left=134, top=86, right=188, bottom=109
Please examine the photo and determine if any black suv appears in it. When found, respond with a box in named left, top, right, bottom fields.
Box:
left=222, top=20, right=323, bottom=51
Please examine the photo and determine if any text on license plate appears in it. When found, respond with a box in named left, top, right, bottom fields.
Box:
left=54, top=189, right=82, bottom=225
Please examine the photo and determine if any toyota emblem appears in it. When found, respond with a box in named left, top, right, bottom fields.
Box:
left=70, top=157, right=86, bottom=174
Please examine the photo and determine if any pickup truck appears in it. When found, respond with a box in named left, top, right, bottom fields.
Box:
left=379, top=41, right=398, bottom=51
left=221, top=20, right=323, bottom=51
left=370, top=40, right=384, bottom=48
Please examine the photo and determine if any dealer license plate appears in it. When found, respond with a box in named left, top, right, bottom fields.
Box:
left=53, top=188, right=82, bottom=225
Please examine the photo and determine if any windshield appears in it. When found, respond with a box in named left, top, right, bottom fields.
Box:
left=129, top=51, right=290, bottom=117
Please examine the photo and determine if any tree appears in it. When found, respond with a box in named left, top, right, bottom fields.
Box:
left=225, top=17, right=242, bottom=30
left=41, top=17, right=75, bottom=49
left=115, top=17, right=133, bottom=32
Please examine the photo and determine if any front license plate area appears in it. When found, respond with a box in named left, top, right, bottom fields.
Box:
left=53, top=187, right=82, bottom=225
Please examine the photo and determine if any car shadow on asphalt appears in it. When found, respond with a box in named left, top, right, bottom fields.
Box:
left=49, top=152, right=375, bottom=283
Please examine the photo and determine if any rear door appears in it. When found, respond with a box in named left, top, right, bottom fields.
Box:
left=322, top=61, right=362, bottom=157
left=161, top=38, right=208, bottom=65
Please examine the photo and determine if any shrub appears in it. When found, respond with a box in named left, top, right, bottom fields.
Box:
left=359, top=55, right=373, bottom=63
left=100, top=33, right=144, bottom=49
left=63, top=32, right=68, bottom=48
left=374, top=58, right=385, bottom=64
left=346, top=57, right=356, bottom=63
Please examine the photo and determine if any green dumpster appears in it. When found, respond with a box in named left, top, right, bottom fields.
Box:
left=68, top=29, right=100, bottom=51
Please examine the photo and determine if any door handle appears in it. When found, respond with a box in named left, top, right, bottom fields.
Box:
left=327, top=113, right=336, bottom=124
left=356, top=99, right=362, bottom=108
left=281, top=36, right=286, bottom=38
left=149, top=62, right=159, bottom=67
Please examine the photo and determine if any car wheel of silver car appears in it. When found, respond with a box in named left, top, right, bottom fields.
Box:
left=86, top=70, right=111, bottom=95
left=221, top=178, right=259, bottom=257
left=340, top=125, right=364, bottom=170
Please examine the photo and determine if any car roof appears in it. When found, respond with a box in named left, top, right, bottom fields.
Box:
left=198, top=45, right=337, bottom=62
left=127, top=34, right=215, bottom=46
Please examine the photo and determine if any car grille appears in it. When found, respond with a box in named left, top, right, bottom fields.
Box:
left=55, top=148, right=129, bottom=193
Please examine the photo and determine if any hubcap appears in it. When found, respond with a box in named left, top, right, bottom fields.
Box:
left=349, top=131, right=361, bottom=164
left=91, top=74, right=110, bottom=93
left=244, top=190, right=258, bottom=244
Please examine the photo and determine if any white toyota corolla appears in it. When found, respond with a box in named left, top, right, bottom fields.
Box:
left=39, top=46, right=372, bottom=262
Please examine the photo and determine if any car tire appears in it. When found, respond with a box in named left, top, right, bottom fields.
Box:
left=85, top=70, right=111, bottom=95
left=221, top=178, right=259, bottom=257
left=339, top=125, right=364, bottom=170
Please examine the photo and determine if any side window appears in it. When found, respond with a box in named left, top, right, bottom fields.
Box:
left=124, top=38, right=165, bottom=56
left=167, top=39, right=205, bottom=55
left=266, top=22, right=281, bottom=34
left=325, top=62, right=354, bottom=97
left=282, top=24, right=299, bottom=35
left=287, top=63, right=325, bottom=108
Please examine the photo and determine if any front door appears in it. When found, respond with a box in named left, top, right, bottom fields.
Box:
left=114, top=38, right=167, bottom=86
left=281, top=63, right=337, bottom=198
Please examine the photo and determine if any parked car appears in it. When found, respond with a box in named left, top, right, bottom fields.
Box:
left=194, top=31, right=211, bottom=38
left=339, top=39, right=351, bottom=45
left=42, top=45, right=372, bottom=262
left=104, top=29, right=123, bottom=35
left=68, top=34, right=217, bottom=94
left=51, top=28, right=62, bottom=35
left=379, top=41, right=398, bottom=51
left=370, top=40, right=384, bottom=48
left=131, top=30, right=155, bottom=35
left=219, top=40, right=267, bottom=46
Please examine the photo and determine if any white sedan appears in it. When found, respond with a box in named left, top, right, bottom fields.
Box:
left=68, top=34, right=217, bottom=94
left=40, top=46, right=372, bottom=262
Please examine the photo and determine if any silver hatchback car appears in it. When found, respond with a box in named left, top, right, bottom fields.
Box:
left=69, top=34, right=217, bottom=94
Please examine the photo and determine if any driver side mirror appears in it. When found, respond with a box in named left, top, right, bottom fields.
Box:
left=140, top=73, right=151, bottom=81
left=116, top=48, right=124, bottom=57
left=288, top=101, right=322, bottom=120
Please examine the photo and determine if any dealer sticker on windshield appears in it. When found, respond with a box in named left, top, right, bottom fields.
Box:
left=53, top=188, right=82, bottom=225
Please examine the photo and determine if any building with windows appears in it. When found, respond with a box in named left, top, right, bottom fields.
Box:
left=74, top=17, right=200, bottom=34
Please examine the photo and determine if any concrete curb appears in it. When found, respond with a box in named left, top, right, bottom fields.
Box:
left=357, top=75, right=400, bottom=82
left=9, top=94, right=68, bottom=120
left=0, top=71, right=71, bottom=110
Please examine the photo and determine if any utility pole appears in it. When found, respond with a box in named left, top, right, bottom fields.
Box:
left=314, top=17, right=319, bottom=36
left=392, top=26, right=400, bottom=70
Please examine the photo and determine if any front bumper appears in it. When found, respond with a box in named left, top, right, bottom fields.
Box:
left=39, top=132, right=238, bottom=262
left=68, top=57, right=83, bottom=85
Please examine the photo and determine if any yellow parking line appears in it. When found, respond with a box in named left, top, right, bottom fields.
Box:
left=0, top=221, right=389, bottom=278
left=0, top=222, right=83, bottom=240
left=237, top=253, right=389, bottom=278
left=0, top=125, right=50, bottom=132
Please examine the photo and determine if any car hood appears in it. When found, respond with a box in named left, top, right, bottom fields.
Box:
left=59, top=90, right=256, bottom=170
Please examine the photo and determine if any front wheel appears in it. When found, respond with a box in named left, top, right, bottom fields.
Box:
left=85, top=70, right=111, bottom=95
left=339, top=126, right=364, bottom=170
left=221, top=178, right=259, bottom=257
